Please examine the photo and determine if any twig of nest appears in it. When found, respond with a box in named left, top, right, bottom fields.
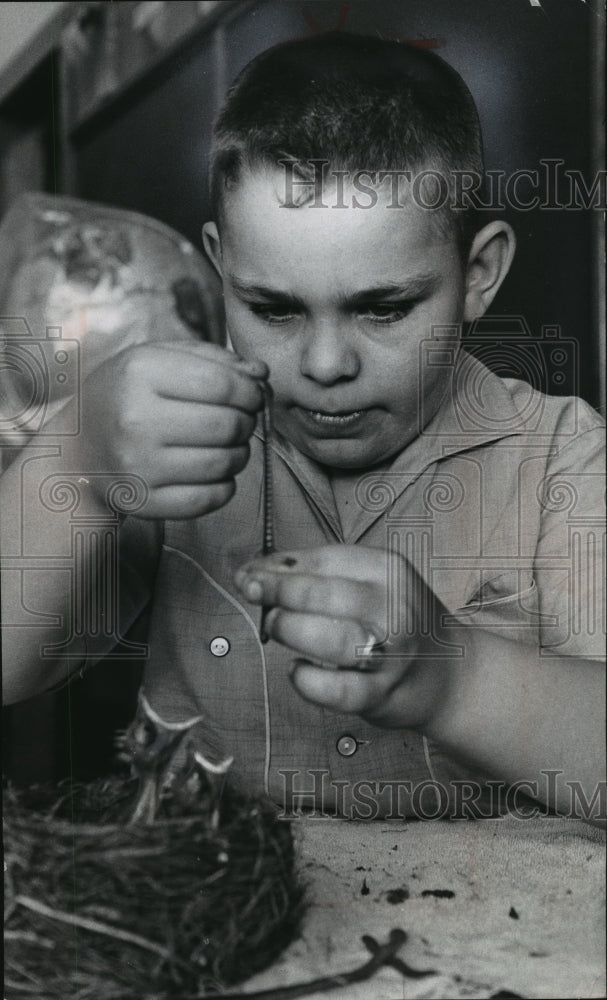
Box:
left=4, top=693, right=305, bottom=999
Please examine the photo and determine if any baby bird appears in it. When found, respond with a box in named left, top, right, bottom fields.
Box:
left=119, top=690, right=203, bottom=825
left=118, top=690, right=234, bottom=827
left=166, top=746, right=234, bottom=829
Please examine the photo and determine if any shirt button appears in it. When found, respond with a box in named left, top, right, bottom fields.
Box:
left=209, top=636, right=230, bottom=657
left=336, top=734, right=358, bottom=757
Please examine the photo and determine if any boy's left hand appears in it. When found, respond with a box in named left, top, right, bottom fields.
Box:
left=234, top=546, right=452, bottom=730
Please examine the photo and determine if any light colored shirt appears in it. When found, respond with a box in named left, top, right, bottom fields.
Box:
left=122, top=354, right=605, bottom=818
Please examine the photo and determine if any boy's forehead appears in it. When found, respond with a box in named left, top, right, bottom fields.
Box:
left=219, top=164, right=455, bottom=260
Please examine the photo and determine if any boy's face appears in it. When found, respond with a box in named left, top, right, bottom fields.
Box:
left=205, top=167, right=468, bottom=470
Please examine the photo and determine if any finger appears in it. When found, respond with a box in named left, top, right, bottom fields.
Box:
left=263, top=609, right=378, bottom=667
left=235, top=566, right=382, bottom=628
left=290, top=660, right=388, bottom=714
left=121, top=345, right=266, bottom=413
left=153, top=357, right=265, bottom=413
left=150, top=340, right=268, bottom=380
left=145, top=444, right=250, bottom=487
left=148, top=403, right=256, bottom=447
left=138, top=480, right=236, bottom=519
left=241, top=547, right=387, bottom=585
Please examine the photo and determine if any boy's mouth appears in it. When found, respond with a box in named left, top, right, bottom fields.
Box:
left=294, top=406, right=367, bottom=432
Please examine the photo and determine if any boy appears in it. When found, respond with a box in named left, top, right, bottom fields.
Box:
left=2, top=34, right=604, bottom=822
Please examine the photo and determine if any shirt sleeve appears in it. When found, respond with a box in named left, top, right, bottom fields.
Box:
left=46, top=515, right=164, bottom=691
left=532, top=410, right=605, bottom=660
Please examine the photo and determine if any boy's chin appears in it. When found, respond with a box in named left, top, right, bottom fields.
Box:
left=292, top=434, right=395, bottom=472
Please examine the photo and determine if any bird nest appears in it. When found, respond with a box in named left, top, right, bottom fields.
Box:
left=4, top=696, right=305, bottom=1000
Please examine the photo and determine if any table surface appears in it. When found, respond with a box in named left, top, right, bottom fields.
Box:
left=242, top=816, right=605, bottom=1000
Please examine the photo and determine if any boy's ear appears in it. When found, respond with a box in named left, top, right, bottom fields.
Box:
left=463, top=221, right=516, bottom=322
left=202, top=222, right=223, bottom=279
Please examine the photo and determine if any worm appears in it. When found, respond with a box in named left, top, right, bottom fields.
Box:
left=259, top=384, right=274, bottom=643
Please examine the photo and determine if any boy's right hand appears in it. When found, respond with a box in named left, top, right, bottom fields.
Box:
left=79, top=341, right=267, bottom=519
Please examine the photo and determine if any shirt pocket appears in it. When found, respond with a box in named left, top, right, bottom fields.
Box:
left=450, top=572, right=540, bottom=642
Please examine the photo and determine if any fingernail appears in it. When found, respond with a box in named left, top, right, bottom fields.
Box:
left=238, top=358, right=268, bottom=378
left=244, top=579, right=263, bottom=601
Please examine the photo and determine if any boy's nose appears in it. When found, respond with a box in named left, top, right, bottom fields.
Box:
left=299, top=321, right=360, bottom=385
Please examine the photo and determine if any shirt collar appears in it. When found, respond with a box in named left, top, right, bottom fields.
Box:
left=255, top=353, right=524, bottom=543
left=411, top=350, right=525, bottom=461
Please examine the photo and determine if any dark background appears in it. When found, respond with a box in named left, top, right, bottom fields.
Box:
left=1, top=0, right=604, bottom=783
left=72, top=0, right=603, bottom=410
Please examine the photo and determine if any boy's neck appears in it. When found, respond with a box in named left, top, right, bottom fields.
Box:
left=328, top=461, right=391, bottom=538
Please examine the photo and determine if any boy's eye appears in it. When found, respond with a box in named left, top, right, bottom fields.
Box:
left=359, top=301, right=416, bottom=324
left=249, top=303, right=299, bottom=325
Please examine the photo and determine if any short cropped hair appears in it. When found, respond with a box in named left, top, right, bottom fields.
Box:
left=210, top=32, right=484, bottom=253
